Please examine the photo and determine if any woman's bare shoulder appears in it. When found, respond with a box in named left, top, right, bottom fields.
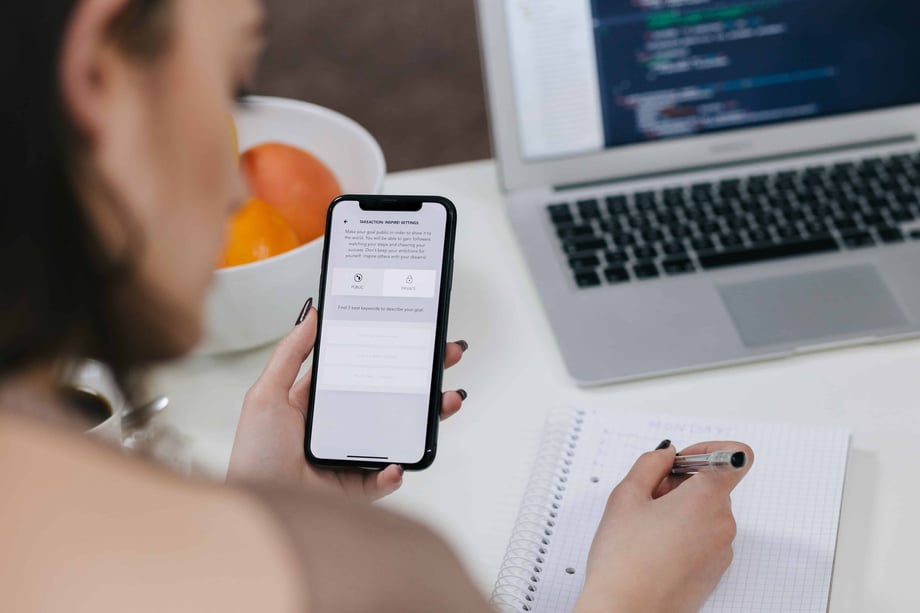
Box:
left=0, top=412, right=305, bottom=613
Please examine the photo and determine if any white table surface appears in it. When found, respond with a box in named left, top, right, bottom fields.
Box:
left=152, top=159, right=920, bottom=612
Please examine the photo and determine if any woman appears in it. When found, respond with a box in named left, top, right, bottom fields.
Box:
left=1, top=1, right=753, bottom=611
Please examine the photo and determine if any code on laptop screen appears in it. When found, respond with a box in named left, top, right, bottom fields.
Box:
left=505, top=0, right=920, bottom=159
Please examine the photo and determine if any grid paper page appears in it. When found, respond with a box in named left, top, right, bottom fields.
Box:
left=497, top=408, right=849, bottom=613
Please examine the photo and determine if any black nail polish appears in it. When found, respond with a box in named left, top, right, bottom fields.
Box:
left=455, top=340, right=469, bottom=352
left=655, top=439, right=671, bottom=451
left=295, top=297, right=313, bottom=326
left=457, top=389, right=468, bottom=401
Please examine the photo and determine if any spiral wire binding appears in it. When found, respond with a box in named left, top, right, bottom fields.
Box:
left=490, top=409, right=586, bottom=612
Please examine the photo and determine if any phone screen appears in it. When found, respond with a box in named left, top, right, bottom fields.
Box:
left=309, top=200, right=449, bottom=465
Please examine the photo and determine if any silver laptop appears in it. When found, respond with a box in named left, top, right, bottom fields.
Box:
left=475, top=0, right=920, bottom=385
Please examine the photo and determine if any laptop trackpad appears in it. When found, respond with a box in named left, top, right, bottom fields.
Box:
left=718, top=264, right=908, bottom=348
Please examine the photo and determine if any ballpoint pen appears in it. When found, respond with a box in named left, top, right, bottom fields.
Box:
left=671, top=450, right=747, bottom=475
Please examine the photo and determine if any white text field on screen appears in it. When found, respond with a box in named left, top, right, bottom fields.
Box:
left=317, top=321, right=436, bottom=394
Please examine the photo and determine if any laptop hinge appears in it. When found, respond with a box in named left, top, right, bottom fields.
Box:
left=554, top=133, right=916, bottom=193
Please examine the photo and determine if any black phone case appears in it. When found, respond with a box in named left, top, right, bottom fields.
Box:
left=304, top=195, right=457, bottom=471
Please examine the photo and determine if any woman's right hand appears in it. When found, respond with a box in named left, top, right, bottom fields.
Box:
left=575, top=441, right=754, bottom=613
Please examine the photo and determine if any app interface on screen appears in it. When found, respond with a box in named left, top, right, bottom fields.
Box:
left=311, top=201, right=447, bottom=463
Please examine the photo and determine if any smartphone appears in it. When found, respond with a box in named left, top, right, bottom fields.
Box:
left=304, top=195, right=457, bottom=470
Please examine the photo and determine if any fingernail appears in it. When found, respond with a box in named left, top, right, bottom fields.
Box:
left=295, top=297, right=313, bottom=326
left=655, top=439, right=671, bottom=450
left=455, top=340, right=469, bottom=352
left=457, top=389, right=468, bottom=401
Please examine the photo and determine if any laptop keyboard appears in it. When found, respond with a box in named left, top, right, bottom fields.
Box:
left=549, top=152, right=920, bottom=288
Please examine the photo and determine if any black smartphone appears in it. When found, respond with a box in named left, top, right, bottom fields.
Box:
left=304, top=195, right=457, bottom=470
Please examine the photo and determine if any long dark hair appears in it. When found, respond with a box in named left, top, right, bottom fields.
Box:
left=1, top=1, right=172, bottom=393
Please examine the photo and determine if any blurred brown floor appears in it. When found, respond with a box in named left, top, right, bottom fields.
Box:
left=255, top=0, right=492, bottom=172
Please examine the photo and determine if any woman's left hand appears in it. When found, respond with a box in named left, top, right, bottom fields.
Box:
left=227, top=304, right=468, bottom=501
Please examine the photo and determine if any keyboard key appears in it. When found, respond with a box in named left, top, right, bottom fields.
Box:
left=739, top=197, right=764, bottom=213
left=896, top=190, right=918, bottom=205
left=577, top=199, right=601, bottom=219
left=698, top=236, right=839, bottom=270
left=803, top=167, right=826, bottom=184
left=604, top=267, right=630, bottom=284
left=691, top=237, right=715, bottom=251
left=699, top=220, right=720, bottom=235
left=888, top=154, right=911, bottom=168
left=635, top=192, right=657, bottom=210
left=804, top=220, right=828, bottom=235
left=724, top=215, right=748, bottom=232
left=747, top=181, right=768, bottom=195
left=754, top=210, right=781, bottom=227
left=548, top=203, right=573, bottom=224
left=796, top=187, right=819, bottom=203
left=557, top=225, right=595, bottom=240
left=691, top=182, right=713, bottom=194
left=859, top=158, right=884, bottom=177
left=662, top=241, right=687, bottom=256
left=837, top=198, right=861, bottom=214
left=606, top=195, right=628, bottom=215
left=675, top=224, right=698, bottom=239
left=832, top=162, right=855, bottom=176
left=719, top=179, right=741, bottom=196
left=831, top=216, right=858, bottom=231
left=877, top=227, right=904, bottom=243
left=663, top=187, right=685, bottom=204
left=868, top=194, right=892, bottom=209
left=692, top=191, right=714, bottom=205
left=622, top=212, right=641, bottom=227
left=841, top=230, right=875, bottom=249
left=746, top=228, right=771, bottom=244
left=563, top=238, right=607, bottom=255
left=604, top=250, right=629, bottom=264
left=610, top=232, right=636, bottom=247
left=657, top=209, right=678, bottom=222
left=569, top=254, right=601, bottom=269
left=824, top=180, right=847, bottom=194
left=633, top=244, right=658, bottom=260
left=632, top=262, right=660, bottom=279
left=776, top=225, right=801, bottom=241
left=682, top=207, right=707, bottom=223
left=662, top=257, right=696, bottom=275
left=599, top=219, right=622, bottom=234
left=574, top=270, right=601, bottom=288
left=634, top=210, right=655, bottom=225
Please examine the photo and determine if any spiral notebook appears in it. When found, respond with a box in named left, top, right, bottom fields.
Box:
left=491, top=408, right=850, bottom=613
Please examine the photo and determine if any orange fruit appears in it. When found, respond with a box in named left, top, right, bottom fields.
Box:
left=220, top=197, right=300, bottom=268
left=240, top=142, right=341, bottom=244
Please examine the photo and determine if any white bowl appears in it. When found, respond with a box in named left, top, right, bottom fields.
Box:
left=198, top=96, right=386, bottom=354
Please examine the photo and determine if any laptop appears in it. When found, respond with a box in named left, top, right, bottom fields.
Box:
left=475, top=0, right=920, bottom=385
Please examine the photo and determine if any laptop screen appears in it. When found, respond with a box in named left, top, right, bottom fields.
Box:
left=505, top=0, right=920, bottom=161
